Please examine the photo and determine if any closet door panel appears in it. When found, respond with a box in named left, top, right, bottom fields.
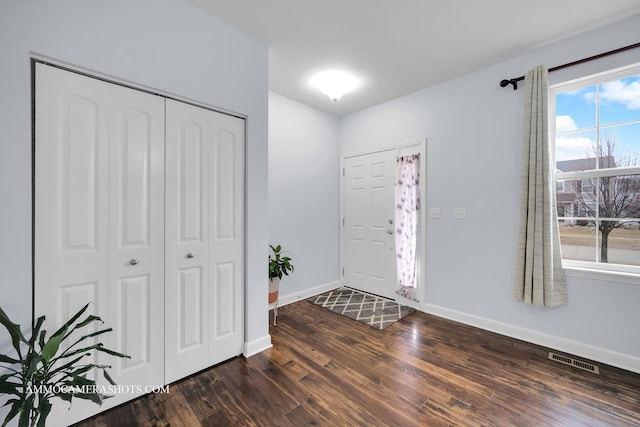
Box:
left=209, top=114, right=245, bottom=362
left=178, top=267, right=204, bottom=348
left=108, top=84, right=165, bottom=390
left=179, top=123, right=205, bottom=241
left=115, top=274, right=152, bottom=371
left=213, top=262, right=235, bottom=336
left=165, top=100, right=210, bottom=383
left=61, top=97, right=102, bottom=251
left=35, top=65, right=112, bottom=426
left=116, top=108, right=154, bottom=246
left=35, top=64, right=165, bottom=426
left=35, top=63, right=110, bottom=350
left=166, top=101, right=245, bottom=378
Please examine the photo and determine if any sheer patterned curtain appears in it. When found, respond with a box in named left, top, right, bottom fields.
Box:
left=395, top=154, right=420, bottom=302
left=513, top=65, right=568, bottom=307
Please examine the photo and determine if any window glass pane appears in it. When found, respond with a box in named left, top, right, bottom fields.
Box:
left=598, top=174, right=640, bottom=219
left=599, top=123, right=640, bottom=168
left=554, top=66, right=640, bottom=272
left=598, top=75, right=640, bottom=126
left=557, top=179, right=596, bottom=219
left=559, top=223, right=597, bottom=262
left=555, top=129, right=596, bottom=166
left=600, top=220, right=640, bottom=267
left=556, top=86, right=596, bottom=129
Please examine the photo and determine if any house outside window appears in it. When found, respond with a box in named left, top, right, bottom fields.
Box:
left=551, top=64, right=640, bottom=275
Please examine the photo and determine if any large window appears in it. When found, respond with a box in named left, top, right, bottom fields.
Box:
left=552, top=64, right=640, bottom=275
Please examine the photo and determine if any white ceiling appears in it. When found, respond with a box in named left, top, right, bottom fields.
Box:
left=186, top=0, right=640, bottom=116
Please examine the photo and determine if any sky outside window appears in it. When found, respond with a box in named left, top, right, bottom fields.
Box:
left=555, top=75, right=640, bottom=164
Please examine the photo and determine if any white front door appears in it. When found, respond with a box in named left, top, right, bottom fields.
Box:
left=34, top=64, right=165, bottom=424
left=343, top=150, right=397, bottom=299
left=164, top=100, right=245, bottom=383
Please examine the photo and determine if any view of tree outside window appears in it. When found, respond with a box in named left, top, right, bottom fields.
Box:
left=553, top=67, right=640, bottom=271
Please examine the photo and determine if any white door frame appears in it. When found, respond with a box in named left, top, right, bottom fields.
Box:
left=340, top=138, right=427, bottom=308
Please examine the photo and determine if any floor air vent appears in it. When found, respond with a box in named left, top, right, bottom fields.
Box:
left=548, top=352, right=599, bottom=374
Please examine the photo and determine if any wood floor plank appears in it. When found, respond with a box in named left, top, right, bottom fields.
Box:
left=74, top=299, right=640, bottom=427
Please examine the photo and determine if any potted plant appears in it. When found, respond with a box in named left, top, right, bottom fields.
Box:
left=268, top=244, right=294, bottom=303
left=0, top=303, right=130, bottom=427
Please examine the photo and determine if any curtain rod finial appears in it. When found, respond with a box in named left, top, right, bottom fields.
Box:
left=500, top=79, right=518, bottom=90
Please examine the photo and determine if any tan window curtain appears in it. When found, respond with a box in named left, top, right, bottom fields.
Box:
left=513, top=65, right=568, bottom=307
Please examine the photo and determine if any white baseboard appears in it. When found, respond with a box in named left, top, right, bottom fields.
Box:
left=423, top=303, right=640, bottom=374
left=244, top=334, right=272, bottom=358
left=276, top=280, right=340, bottom=307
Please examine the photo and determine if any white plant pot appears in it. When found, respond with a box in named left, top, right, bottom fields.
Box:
left=268, top=277, right=281, bottom=303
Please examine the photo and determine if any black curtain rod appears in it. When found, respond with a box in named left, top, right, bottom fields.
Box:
left=499, top=41, right=640, bottom=90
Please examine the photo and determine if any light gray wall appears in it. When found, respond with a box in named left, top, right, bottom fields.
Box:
left=339, top=13, right=640, bottom=372
left=268, top=92, right=341, bottom=300
left=0, top=0, right=269, bottom=356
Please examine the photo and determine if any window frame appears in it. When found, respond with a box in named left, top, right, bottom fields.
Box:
left=550, top=62, right=640, bottom=278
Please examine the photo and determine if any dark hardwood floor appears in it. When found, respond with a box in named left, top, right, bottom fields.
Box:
left=76, top=300, right=640, bottom=426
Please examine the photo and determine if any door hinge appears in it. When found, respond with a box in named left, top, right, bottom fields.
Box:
left=342, top=268, right=344, bottom=276
left=342, top=218, right=344, bottom=226
left=342, top=168, right=345, bottom=176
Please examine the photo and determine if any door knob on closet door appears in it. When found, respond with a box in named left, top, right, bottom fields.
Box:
left=387, top=229, right=393, bottom=235
left=187, top=252, right=195, bottom=259
left=129, top=258, right=139, bottom=266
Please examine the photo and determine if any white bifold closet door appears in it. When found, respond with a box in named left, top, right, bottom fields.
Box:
left=34, top=63, right=245, bottom=425
left=34, top=64, right=166, bottom=421
left=164, top=99, right=245, bottom=383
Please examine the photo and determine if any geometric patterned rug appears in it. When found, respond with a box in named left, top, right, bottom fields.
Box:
left=308, top=287, right=415, bottom=330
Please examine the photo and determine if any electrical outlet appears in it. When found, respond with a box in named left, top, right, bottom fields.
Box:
left=429, top=208, right=441, bottom=219
left=454, top=207, right=467, bottom=219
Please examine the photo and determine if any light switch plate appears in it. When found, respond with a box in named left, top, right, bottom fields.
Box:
left=454, top=207, right=467, bottom=219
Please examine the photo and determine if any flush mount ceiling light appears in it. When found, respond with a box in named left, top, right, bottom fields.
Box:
left=310, top=70, right=359, bottom=102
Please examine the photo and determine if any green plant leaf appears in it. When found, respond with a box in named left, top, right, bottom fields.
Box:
left=50, top=303, right=90, bottom=341
left=24, top=355, right=40, bottom=380
left=47, top=354, right=87, bottom=377
left=36, top=399, right=51, bottom=427
left=0, top=354, right=19, bottom=364
left=38, top=329, right=46, bottom=352
left=0, top=306, right=26, bottom=359
left=42, top=327, right=67, bottom=363
left=17, top=394, right=35, bottom=427
left=62, top=316, right=106, bottom=345
left=62, top=327, right=114, bottom=351
left=29, top=316, right=45, bottom=349
left=94, top=344, right=131, bottom=359
left=56, top=392, right=72, bottom=403
left=66, top=363, right=97, bottom=377
left=57, top=344, right=102, bottom=360
left=103, top=369, right=116, bottom=385
left=75, top=315, right=103, bottom=329
left=1, top=399, right=22, bottom=427
left=0, top=379, right=21, bottom=395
